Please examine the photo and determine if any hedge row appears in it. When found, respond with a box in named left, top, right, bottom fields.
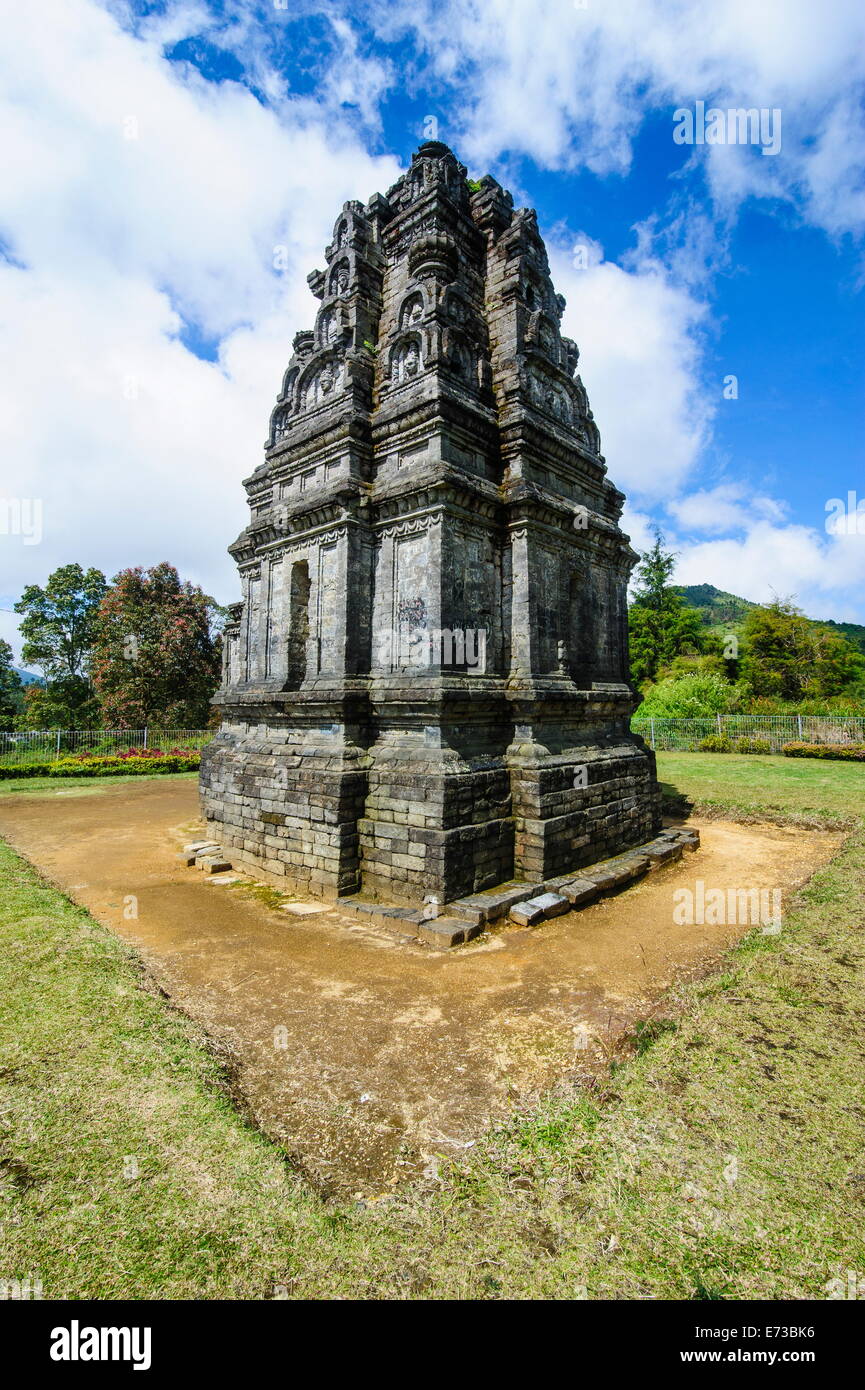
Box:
left=697, top=735, right=773, bottom=755
left=781, top=742, right=865, bottom=761
left=0, top=754, right=200, bottom=780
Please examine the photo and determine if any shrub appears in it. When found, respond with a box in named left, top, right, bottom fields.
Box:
left=782, top=742, right=865, bottom=761
left=698, top=735, right=733, bottom=753
left=0, top=752, right=200, bottom=780
left=733, top=737, right=772, bottom=754
left=639, top=672, right=739, bottom=719
left=50, top=754, right=199, bottom=777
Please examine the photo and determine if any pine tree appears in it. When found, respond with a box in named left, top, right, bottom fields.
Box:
left=628, top=532, right=706, bottom=685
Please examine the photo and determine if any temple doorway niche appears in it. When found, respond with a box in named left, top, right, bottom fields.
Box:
left=286, top=560, right=311, bottom=689
left=568, top=568, right=596, bottom=688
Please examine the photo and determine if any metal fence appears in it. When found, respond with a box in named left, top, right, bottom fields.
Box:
left=3, top=717, right=864, bottom=765
left=0, top=728, right=213, bottom=767
left=632, top=714, right=865, bottom=753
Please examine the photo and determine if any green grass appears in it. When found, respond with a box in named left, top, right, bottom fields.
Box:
left=0, top=839, right=332, bottom=1298
left=0, top=772, right=199, bottom=797
left=657, top=750, right=865, bottom=824
left=1, top=752, right=864, bottom=1298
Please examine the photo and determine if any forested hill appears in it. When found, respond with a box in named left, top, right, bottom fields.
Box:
left=676, top=584, right=865, bottom=656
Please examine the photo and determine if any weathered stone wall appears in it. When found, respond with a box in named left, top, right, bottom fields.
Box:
left=200, top=717, right=368, bottom=896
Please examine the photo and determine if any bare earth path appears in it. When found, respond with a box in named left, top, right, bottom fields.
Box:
left=0, top=778, right=843, bottom=1196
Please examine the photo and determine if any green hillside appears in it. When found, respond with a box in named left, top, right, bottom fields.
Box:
left=677, top=584, right=865, bottom=655
left=815, top=619, right=865, bottom=656
left=676, top=583, right=755, bottom=629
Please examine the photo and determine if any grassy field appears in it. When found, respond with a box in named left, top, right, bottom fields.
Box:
left=659, top=750, right=865, bottom=824
left=0, top=771, right=199, bottom=798
left=1, top=752, right=864, bottom=1299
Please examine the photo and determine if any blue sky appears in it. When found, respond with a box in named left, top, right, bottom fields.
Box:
left=1, top=0, right=864, bottom=664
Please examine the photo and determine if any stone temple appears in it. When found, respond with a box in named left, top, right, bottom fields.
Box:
left=201, top=141, right=661, bottom=909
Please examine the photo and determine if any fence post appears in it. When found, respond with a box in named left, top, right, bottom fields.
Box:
left=797, top=714, right=803, bottom=740
left=55, top=730, right=61, bottom=760
left=143, top=726, right=148, bottom=750
left=650, top=717, right=656, bottom=750
left=717, top=713, right=723, bottom=737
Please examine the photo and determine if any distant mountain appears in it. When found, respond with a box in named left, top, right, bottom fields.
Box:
left=676, top=584, right=865, bottom=655
left=677, top=584, right=755, bottom=628
left=13, top=667, right=43, bottom=686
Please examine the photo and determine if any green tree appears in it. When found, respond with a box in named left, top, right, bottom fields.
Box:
left=92, top=563, right=221, bottom=728
left=15, top=563, right=108, bottom=678
left=17, top=676, right=101, bottom=731
left=0, top=640, right=24, bottom=729
left=13, top=564, right=107, bottom=727
left=741, top=600, right=865, bottom=702
left=628, top=532, right=707, bottom=685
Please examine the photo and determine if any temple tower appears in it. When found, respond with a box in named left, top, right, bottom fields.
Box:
left=200, top=141, right=660, bottom=904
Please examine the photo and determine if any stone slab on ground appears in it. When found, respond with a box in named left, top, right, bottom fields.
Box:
left=581, top=853, right=650, bottom=894
left=449, top=883, right=539, bottom=924
left=543, top=875, right=601, bottom=907
left=645, top=839, right=684, bottom=868
left=335, top=899, right=425, bottom=935
left=449, top=903, right=485, bottom=926
left=177, top=824, right=701, bottom=946
left=659, top=827, right=700, bottom=850
left=509, top=892, right=570, bottom=926
left=418, top=917, right=483, bottom=950
left=197, top=856, right=233, bottom=874
left=281, top=902, right=333, bottom=916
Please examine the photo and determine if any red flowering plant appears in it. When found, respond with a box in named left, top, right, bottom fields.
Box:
left=91, top=563, right=222, bottom=729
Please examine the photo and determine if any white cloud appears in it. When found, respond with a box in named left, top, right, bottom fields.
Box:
left=381, top=0, right=865, bottom=240
left=0, top=0, right=402, bottom=665
left=675, top=518, right=865, bottom=621
left=1, top=0, right=862, bottom=673
left=622, top=486, right=865, bottom=626
left=668, top=483, right=788, bottom=534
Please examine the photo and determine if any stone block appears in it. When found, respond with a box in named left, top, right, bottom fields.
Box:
left=418, top=916, right=482, bottom=949
left=545, top=875, right=600, bottom=907
left=197, top=856, right=233, bottom=874
left=645, top=840, right=682, bottom=868
left=448, top=883, right=539, bottom=924
left=509, top=899, right=545, bottom=926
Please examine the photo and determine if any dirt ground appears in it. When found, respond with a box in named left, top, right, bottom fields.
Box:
left=0, top=778, right=844, bottom=1197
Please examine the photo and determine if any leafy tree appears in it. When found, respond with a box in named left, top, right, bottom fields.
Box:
left=0, top=640, right=23, bottom=729
left=659, top=652, right=729, bottom=681
left=741, top=600, right=865, bottom=702
left=14, top=564, right=108, bottom=679
left=17, top=676, right=101, bottom=731
left=92, top=563, right=222, bottom=728
left=13, top=564, right=107, bottom=727
left=628, top=532, right=708, bottom=685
